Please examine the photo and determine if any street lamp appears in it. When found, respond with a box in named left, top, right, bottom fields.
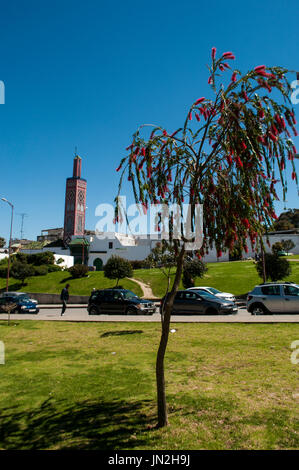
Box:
left=1, top=198, right=14, bottom=292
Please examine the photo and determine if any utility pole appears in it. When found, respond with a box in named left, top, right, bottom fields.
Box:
left=17, top=213, right=28, bottom=239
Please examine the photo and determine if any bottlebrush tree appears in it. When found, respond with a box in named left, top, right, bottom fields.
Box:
left=115, top=48, right=298, bottom=428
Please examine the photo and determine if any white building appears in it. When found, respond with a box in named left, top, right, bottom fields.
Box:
left=17, top=229, right=299, bottom=269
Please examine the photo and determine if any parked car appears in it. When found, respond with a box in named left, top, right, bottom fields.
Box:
left=160, top=289, right=238, bottom=315
left=0, top=293, right=39, bottom=314
left=247, top=282, right=299, bottom=315
left=0, top=292, right=38, bottom=304
left=187, top=286, right=236, bottom=302
left=87, top=289, right=156, bottom=315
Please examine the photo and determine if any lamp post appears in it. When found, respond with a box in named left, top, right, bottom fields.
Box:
left=1, top=198, right=14, bottom=292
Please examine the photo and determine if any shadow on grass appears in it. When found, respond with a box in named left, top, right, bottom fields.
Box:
left=101, top=330, right=144, bottom=338
left=0, top=282, right=24, bottom=293
left=0, top=397, right=156, bottom=450
left=59, top=276, right=74, bottom=284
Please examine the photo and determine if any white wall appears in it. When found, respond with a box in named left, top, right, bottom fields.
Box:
left=20, top=249, right=74, bottom=268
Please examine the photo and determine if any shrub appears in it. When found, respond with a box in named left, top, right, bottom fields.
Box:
left=68, top=264, right=89, bottom=278
left=48, top=264, right=62, bottom=272
left=10, top=261, right=35, bottom=285
left=27, top=251, right=55, bottom=266
left=104, top=256, right=133, bottom=285
left=256, top=253, right=292, bottom=281
left=129, top=259, right=151, bottom=269
left=182, top=259, right=208, bottom=289
left=0, top=266, right=7, bottom=278
left=33, top=265, right=48, bottom=276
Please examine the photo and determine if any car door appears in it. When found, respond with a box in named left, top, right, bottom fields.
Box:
left=260, top=285, right=283, bottom=312
left=282, top=285, right=299, bottom=313
left=183, top=291, right=206, bottom=314
left=102, top=291, right=125, bottom=314
left=172, top=292, right=188, bottom=314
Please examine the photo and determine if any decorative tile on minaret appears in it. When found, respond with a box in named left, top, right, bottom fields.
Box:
left=63, top=155, right=87, bottom=242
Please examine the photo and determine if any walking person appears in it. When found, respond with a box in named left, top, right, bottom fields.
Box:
left=60, top=284, right=70, bottom=316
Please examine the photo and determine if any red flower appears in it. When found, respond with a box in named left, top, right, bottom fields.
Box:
left=195, top=113, right=201, bottom=122
left=217, top=250, right=222, bottom=258
left=292, top=171, right=297, bottom=180
left=241, top=141, right=247, bottom=151
left=116, top=164, right=122, bottom=172
left=141, top=147, right=146, bottom=156
left=258, top=108, right=265, bottom=119
left=188, top=112, right=192, bottom=120
left=208, top=76, right=213, bottom=84
left=211, top=47, right=216, bottom=59
left=254, top=65, right=266, bottom=72
left=163, top=130, right=167, bottom=136
left=195, top=97, right=205, bottom=105
left=222, top=51, right=235, bottom=59
left=231, top=72, right=237, bottom=82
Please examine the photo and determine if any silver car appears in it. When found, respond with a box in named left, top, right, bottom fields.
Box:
left=247, top=282, right=299, bottom=314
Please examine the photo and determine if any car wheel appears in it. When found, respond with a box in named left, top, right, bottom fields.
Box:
left=89, top=306, right=99, bottom=315
left=250, top=304, right=267, bottom=315
left=126, top=307, right=137, bottom=315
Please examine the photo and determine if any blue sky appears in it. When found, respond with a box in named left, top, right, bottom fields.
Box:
left=0, top=0, right=298, bottom=242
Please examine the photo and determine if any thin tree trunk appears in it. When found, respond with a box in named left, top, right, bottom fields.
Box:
left=156, top=245, right=185, bottom=428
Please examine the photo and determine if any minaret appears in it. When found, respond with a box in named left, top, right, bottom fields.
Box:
left=63, top=154, right=87, bottom=243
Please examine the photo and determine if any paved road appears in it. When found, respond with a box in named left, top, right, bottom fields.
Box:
left=1, top=306, right=299, bottom=322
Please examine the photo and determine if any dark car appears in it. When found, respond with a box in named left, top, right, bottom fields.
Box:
left=0, top=293, right=39, bottom=313
left=160, top=289, right=238, bottom=315
left=88, top=289, right=156, bottom=315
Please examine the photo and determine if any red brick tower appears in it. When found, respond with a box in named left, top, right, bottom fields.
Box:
left=63, top=155, right=87, bottom=243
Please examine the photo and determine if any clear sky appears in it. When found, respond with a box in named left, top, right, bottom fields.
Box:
left=0, top=0, right=298, bottom=243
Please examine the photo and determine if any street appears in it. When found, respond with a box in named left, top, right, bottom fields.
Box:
left=1, top=305, right=299, bottom=322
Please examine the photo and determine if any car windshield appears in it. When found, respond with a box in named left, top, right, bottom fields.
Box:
left=208, top=287, right=221, bottom=294
left=122, top=290, right=139, bottom=300
left=193, top=290, right=218, bottom=299
left=18, top=294, right=30, bottom=301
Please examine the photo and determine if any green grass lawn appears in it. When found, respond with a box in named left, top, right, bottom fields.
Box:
left=0, top=271, right=143, bottom=297
left=1, top=260, right=298, bottom=299
left=0, top=321, right=298, bottom=450
left=134, top=261, right=299, bottom=298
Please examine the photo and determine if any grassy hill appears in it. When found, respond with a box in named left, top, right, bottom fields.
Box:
left=0, top=271, right=143, bottom=297
left=134, top=260, right=299, bottom=298
left=0, top=260, right=298, bottom=298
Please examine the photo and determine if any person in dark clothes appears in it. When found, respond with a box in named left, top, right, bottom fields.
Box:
left=60, top=284, right=70, bottom=316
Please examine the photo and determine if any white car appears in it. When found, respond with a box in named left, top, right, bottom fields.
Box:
left=187, top=286, right=236, bottom=302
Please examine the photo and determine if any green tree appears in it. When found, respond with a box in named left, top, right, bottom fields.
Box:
left=281, top=239, right=295, bottom=253
left=271, top=241, right=284, bottom=255
left=115, top=48, right=298, bottom=427
left=182, top=258, right=208, bottom=289
left=0, top=237, right=6, bottom=248
left=103, top=256, right=133, bottom=286
left=256, top=253, right=291, bottom=281
left=10, top=261, right=35, bottom=286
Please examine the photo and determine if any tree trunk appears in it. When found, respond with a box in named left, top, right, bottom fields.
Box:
left=156, top=245, right=185, bottom=428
